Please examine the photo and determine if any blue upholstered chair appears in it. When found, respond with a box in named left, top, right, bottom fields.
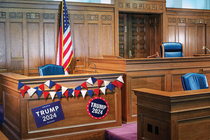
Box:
left=181, top=73, right=209, bottom=91
left=160, top=42, right=184, bottom=58
left=38, top=64, right=65, bottom=76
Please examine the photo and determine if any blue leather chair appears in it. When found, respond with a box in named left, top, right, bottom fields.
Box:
left=38, top=64, right=65, bottom=76
left=160, top=42, right=184, bottom=58
left=181, top=73, right=209, bottom=91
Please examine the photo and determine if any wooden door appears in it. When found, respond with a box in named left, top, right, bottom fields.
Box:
left=129, top=14, right=148, bottom=58
left=119, top=14, right=128, bottom=58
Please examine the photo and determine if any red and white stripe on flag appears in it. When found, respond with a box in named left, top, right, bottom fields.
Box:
left=56, top=0, right=73, bottom=74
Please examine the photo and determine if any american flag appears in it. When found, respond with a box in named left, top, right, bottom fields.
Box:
left=56, top=0, right=73, bottom=74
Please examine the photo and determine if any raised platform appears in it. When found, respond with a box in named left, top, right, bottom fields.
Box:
left=105, top=123, right=137, bottom=140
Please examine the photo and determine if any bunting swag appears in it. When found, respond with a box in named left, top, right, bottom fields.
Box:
left=17, top=75, right=124, bottom=100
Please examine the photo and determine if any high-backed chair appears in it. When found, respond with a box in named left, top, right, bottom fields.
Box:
left=160, top=42, right=184, bottom=58
left=181, top=73, right=209, bottom=91
left=38, top=64, right=65, bottom=76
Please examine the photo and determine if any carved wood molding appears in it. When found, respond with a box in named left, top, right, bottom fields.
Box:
left=178, top=18, right=186, bottom=23
left=0, top=12, right=6, bottom=19
left=87, top=14, right=98, bottom=21
left=168, top=18, right=176, bottom=23
left=43, top=13, right=55, bottom=19
left=26, top=13, right=39, bottom=19
left=73, top=14, right=85, bottom=20
left=9, top=12, right=23, bottom=19
left=101, top=15, right=112, bottom=21
left=188, top=18, right=205, bottom=24
left=118, top=2, right=163, bottom=12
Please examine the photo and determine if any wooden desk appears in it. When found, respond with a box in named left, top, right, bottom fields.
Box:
left=134, top=88, right=210, bottom=140
left=194, top=54, right=210, bottom=57
left=88, top=56, right=210, bottom=122
left=0, top=72, right=123, bottom=140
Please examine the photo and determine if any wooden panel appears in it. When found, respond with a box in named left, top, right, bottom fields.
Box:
left=206, top=25, right=210, bottom=54
left=131, top=75, right=165, bottom=116
left=44, top=23, right=56, bottom=65
left=28, top=94, right=116, bottom=131
left=4, top=91, right=20, bottom=132
left=178, top=26, right=186, bottom=56
left=134, top=88, right=210, bottom=140
left=188, top=26, right=195, bottom=56
left=101, top=24, right=112, bottom=56
left=88, top=24, right=99, bottom=57
left=28, top=23, right=39, bottom=69
left=172, top=74, right=184, bottom=92
left=0, top=72, right=122, bottom=139
left=149, top=15, right=161, bottom=56
left=74, top=23, right=85, bottom=67
left=178, top=117, right=210, bottom=140
left=143, top=115, right=167, bottom=140
left=168, top=25, right=176, bottom=42
left=119, top=14, right=127, bottom=58
left=132, top=15, right=147, bottom=58
left=10, top=23, right=23, bottom=58
left=0, top=23, right=6, bottom=69
left=197, top=25, right=205, bottom=54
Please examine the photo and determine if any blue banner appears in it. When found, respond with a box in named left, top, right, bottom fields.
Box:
left=31, top=101, right=65, bottom=128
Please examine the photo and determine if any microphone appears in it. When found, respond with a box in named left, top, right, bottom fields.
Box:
left=202, top=46, right=210, bottom=53
left=76, top=59, right=97, bottom=73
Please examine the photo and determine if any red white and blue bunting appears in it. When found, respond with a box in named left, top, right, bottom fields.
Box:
left=18, top=76, right=124, bottom=100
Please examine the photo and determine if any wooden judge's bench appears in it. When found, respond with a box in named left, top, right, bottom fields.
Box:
left=134, top=88, right=210, bottom=140
left=87, top=56, right=210, bottom=123
left=0, top=72, right=123, bottom=140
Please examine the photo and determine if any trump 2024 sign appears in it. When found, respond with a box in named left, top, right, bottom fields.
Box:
left=31, top=101, right=65, bottom=128
left=87, top=97, right=109, bottom=119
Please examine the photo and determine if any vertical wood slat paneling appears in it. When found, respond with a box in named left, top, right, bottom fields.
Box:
left=0, top=3, right=115, bottom=75
left=88, top=24, right=99, bottom=58
left=168, top=25, right=176, bottom=42
left=0, top=23, right=6, bottom=69
left=197, top=25, right=205, bottom=54
left=178, top=26, right=186, bottom=56
left=73, top=23, right=85, bottom=67
left=10, top=23, right=23, bottom=58
left=188, top=26, right=195, bottom=56
left=44, top=23, right=56, bottom=65
left=206, top=25, right=210, bottom=54
left=102, top=24, right=112, bottom=56
left=28, top=23, right=39, bottom=69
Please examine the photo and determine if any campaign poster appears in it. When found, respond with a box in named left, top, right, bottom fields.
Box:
left=31, top=101, right=65, bottom=128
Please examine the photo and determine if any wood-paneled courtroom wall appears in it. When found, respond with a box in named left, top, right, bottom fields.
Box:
left=166, top=8, right=210, bottom=56
left=0, top=1, right=115, bottom=76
